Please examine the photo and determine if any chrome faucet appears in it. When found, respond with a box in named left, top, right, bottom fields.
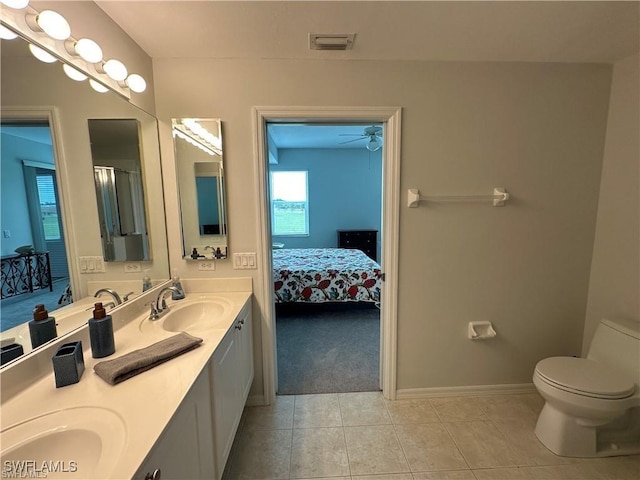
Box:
left=149, top=286, right=183, bottom=321
left=94, top=288, right=122, bottom=306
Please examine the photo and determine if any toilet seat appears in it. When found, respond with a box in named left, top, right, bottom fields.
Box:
left=535, top=357, right=635, bottom=400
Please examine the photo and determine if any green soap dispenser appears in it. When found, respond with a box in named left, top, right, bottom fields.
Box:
left=88, top=302, right=115, bottom=358
left=29, top=304, right=57, bottom=349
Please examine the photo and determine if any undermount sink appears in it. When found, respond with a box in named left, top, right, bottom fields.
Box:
left=140, top=297, right=233, bottom=333
left=1, top=407, right=126, bottom=479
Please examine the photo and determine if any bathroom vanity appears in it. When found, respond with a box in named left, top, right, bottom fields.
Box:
left=0, top=279, right=253, bottom=480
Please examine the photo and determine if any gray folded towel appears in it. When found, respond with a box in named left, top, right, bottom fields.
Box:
left=94, top=332, right=203, bottom=385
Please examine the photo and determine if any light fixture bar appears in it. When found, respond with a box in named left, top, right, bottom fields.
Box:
left=0, top=4, right=131, bottom=99
left=172, top=122, right=222, bottom=157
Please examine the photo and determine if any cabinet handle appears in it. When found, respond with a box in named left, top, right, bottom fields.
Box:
left=235, top=323, right=242, bottom=330
left=145, top=469, right=161, bottom=480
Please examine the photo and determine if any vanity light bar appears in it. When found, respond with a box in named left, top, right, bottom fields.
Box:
left=0, top=4, right=146, bottom=100
left=172, top=120, right=222, bottom=156
left=172, top=128, right=218, bottom=156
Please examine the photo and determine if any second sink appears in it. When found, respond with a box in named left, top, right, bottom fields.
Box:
left=140, top=296, right=233, bottom=334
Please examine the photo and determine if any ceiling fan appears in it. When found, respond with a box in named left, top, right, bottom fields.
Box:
left=339, top=125, right=383, bottom=151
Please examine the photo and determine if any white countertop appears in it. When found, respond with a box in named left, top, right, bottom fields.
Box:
left=0, top=285, right=251, bottom=479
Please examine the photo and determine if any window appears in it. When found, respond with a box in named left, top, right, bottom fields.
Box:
left=270, top=171, right=309, bottom=236
left=36, top=174, right=61, bottom=241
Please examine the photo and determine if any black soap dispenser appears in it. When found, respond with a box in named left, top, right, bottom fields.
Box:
left=88, top=302, right=115, bottom=358
left=29, top=304, right=57, bottom=349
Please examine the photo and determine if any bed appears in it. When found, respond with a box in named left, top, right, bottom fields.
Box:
left=272, top=248, right=382, bottom=303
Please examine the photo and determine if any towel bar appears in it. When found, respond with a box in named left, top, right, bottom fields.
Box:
left=407, top=187, right=509, bottom=207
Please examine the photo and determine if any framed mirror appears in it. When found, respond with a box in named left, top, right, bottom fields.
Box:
left=0, top=34, right=170, bottom=364
left=172, top=118, right=228, bottom=260
left=88, top=118, right=151, bottom=262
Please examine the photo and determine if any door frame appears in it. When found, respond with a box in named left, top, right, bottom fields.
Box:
left=252, top=106, right=402, bottom=404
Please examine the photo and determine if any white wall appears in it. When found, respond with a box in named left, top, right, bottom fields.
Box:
left=154, top=58, right=612, bottom=397
left=584, top=54, right=640, bottom=352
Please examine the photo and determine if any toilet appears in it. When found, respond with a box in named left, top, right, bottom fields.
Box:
left=533, top=318, right=640, bottom=457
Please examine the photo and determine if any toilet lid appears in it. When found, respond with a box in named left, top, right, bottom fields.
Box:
left=535, top=357, right=635, bottom=399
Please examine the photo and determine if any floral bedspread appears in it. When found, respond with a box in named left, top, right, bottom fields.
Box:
left=273, top=248, right=382, bottom=303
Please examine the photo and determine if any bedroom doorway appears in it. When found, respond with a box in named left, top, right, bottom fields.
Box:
left=268, top=123, right=384, bottom=395
left=253, top=106, right=401, bottom=404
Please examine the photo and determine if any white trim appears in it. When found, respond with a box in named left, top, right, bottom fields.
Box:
left=396, top=383, right=538, bottom=399
left=1, top=106, right=80, bottom=301
left=22, top=159, right=55, bottom=170
left=252, top=106, right=402, bottom=405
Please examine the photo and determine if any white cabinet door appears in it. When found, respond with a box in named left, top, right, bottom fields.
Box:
left=210, top=303, right=254, bottom=479
left=134, top=368, right=215, bottom=480
left=237, top=307, right=254, bottom=402
left=210, top=327, right=239, bottom=479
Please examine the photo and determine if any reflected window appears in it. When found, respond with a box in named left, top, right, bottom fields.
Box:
left=36, top=174, right=61, bottom=240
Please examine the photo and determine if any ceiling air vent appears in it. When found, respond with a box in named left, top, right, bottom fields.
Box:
left=309, top=33, right=355, bottom=51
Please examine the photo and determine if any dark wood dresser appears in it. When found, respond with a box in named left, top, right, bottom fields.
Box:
left=337, top=230, right=378, bottom=261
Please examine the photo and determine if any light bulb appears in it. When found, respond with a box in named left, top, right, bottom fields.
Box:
left=0, top=0, right=29, bottom=9
left=102, top=59, right=127, bottom=81
left=125, top=73, right=146, bottom=93
left=62, top=64, right=87, bottom=82
left=89, top=79, right=109, bottom=93
left=366, top=136, right=381, bottom=152
left=29, top=10, right=71, bottom=41
left=0, top=25, right=18, bottom=40
left=29, top=44, right=57, bottom=63
left=74, top=38, right=103, bottom=63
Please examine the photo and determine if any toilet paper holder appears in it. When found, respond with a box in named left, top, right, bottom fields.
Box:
left=468, top=321, right=497, bottom=340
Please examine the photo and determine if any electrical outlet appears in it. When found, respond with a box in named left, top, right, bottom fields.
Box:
left=198, top=261, right=215, bottom=271
left=124, top=262, right=142, bottom=273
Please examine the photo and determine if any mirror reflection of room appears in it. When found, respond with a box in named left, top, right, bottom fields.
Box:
left=0, top=120, right=72, bottom=333
left=88, top=118, right=150, bottom=262
left=0, top=30, right=170, bottom=364
left=172, top=118, right=227, bottom=260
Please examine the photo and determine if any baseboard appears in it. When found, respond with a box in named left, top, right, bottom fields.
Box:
left=396, top=383, right=537, bottom=399
left=246, top=394, right=266, bottom=407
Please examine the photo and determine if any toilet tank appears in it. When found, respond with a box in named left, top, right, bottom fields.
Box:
left=587, top=318, right=640, bottom=386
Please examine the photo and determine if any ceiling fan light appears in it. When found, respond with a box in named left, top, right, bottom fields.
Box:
left=28, top=43, right=57, bottom=63
left=366, top=136, right=381, bottom=152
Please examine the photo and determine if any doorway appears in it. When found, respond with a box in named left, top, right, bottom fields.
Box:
left=253, top=106, right=402, bottom=404
left=267, top=123, right=383, bottom=394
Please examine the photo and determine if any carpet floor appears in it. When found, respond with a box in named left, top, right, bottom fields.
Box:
left=276, top=303, right=380, bottom=395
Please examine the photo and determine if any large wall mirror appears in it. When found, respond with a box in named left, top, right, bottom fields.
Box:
left=0, top=35, right=170, bottom=365
left=172, top=118, right=228, bottom=260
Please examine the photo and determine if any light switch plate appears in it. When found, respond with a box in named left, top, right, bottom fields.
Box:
left=79, top=256, right=106, bottom=273
left=233, top=253, right=257, bottom=269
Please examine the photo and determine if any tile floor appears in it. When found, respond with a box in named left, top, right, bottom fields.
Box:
left=222, top=392, right=640, bottom=480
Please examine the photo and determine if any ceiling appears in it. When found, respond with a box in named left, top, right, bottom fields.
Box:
left=95, top=1, right=639, bottom=64
left=267, top=124, right=383, bottom=150
left=90, top=1, right=639, bottom=149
